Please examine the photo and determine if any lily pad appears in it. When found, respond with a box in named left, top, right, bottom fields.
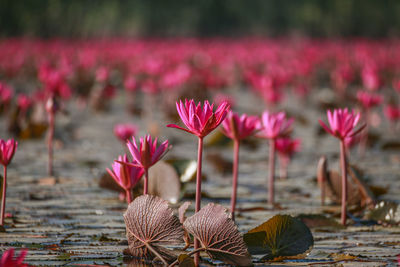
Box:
left=365, top=201, right=400, bottom=224
left=183, top=203, right=252, bottom=266
left=243, top=215, right=313, bottom=260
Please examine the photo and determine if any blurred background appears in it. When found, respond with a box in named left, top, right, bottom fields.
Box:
left=1, top=0, right=400, bottom=38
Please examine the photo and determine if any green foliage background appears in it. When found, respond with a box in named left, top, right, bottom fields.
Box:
left=1, top=0, right=399, bottom=37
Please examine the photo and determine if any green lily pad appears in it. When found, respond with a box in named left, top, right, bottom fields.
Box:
left=243, top=215, right=314, bottom=260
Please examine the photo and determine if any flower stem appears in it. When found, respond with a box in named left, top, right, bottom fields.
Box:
left=1, top=166, right=7, bottom=226
left=125, top=189, right=132, bottom=203
left=230, top=139, right=240, bottom=221
left=268, top=138, right=276, bottom=204
left=340, top=140, right=348, bottom=226
left=48, top=109, right=55, bottom=176
left=143, top=168, right=149, bottom=195
left=279, top=155, right=288, bottom=180
left=194, top=137, right=204, bottom=266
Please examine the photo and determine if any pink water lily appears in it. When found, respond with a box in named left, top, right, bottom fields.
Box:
left=258, top=111, right=294, bottom=139
left=275, top=137, right=301, bottom=180
left=319, top=108, right=366, bottom=226
left=120, top=135, right=169, bottom=194
left=220, top=111, right=259, bottom=221
left=167, top=99, right=230, bottom=138
left=0, top=139, right=17, bottom=226
left=221, top=111, right=259, bottom=140
left=0, top=139, right=17, bottom=167
left=258, top=111, right=294, bottom=204
left=167, top=98, right=230, bottom=265
left=0, top=248, right=29, bottom=267
left=113, top=123, right=138, bottom=143
left=318, top=108, right=365, bottom=141
left=106, top=154, right=144, bottom=203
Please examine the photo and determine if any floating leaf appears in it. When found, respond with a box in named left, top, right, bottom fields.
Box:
left=183, top=203, right=252, bottom=266
left=243, top=215, right=313, bottom=260
left=178, top=254, right=195, bottom=267
left=365, top=201, right=400, bottom=224
left=296, top=214, right=344, bottom=230
left=124, top=195, right=184, bottom=263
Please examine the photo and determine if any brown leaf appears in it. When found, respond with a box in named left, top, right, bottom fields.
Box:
left=148, top=161, right=181, bottom=204
left=183, top=203, right=252, bottom=266
left=179, top=202, right=192, bottom=250
left=124, top=195, right=184, bottom=262
left=179, top=202, right=191, bottom=224
left=178, top=254, right=195, bottom=267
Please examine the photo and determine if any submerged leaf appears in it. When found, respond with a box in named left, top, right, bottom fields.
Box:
left=243, top=215, right=313, bottom=260
left=124, top=195, right=184, bottom=262
left=183, top=203, right=252, bottom=266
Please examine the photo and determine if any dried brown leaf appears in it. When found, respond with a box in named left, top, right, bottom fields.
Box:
left=183, top=203, right=252, bottom=266
left=179, top=201, right=192, bottom=250
left=124, top=195, right=184, bottom=262
left=148, top=161, right=181, bottom=204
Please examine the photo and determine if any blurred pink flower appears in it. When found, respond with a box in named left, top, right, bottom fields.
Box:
left=95, top=66, right=110, bottom=83
left=384, top=104, right=400, bottom=122
left=124, top=76, right=138, bottom=92
left=167, top=99, right=230, bottom=138
left=258, top=111, right=294, bottom=139
left=0, top=139, right=18, bottom=167
left=361, top=64, right=381, bottom=91
left=220, top=111, right=259, bottom=140
left=356, top=90, right=383, bottom=109
left=113, top=123, right=138, bottom=142
left=213, top=93, right=235, bottom=108
left=0, top=83, right=13, bottom=104
left=106, top=154, right=143, bottom=192
left=16, top=94, right=32, bottom=112
left=319, top=108, right=365, bottom=141
left=275, top=137, right=301, bottom=158
left=126, top=135, right=169, bottom=170
left=0, top=248, right=28, bottom=267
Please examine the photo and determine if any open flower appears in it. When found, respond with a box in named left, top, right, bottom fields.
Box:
left=126, top=135, right=169, bottom=170
left=167, top=99, right=230, bottom=138
left=106, top=154, right=144, bottom=191
left=220, top=111, right=259, bottom=140
left=258, top=111, right=294, bottom=139
left=318, top=108, right=365, bottom=141
left=0, top=139, right=18, bottom=167
left=114, top=123, right=138, bottom=142
left=0, top=248, right=28, bottom=267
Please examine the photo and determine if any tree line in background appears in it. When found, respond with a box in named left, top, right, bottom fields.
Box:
left=0, top=0, right=399, bottom=38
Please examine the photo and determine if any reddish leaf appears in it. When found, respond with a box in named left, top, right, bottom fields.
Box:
left=124, top=195, right=184, bottom=262
left=183, top=203, right=252, bottom=266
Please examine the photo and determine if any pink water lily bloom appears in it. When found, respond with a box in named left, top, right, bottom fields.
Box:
left=0, top=139, right=18, bottom=167
left=126, top=135, right=169, bottom=170
left=356, top=90, right=383, bottom=109
left=107, top=154, right=144, bottom=203
left=221, top=111, right=259, bottom=140
left=167, top=99, right=230, bottom=138
left=106, top=154, right=144, bottom=191
left=258, top=111, right=294, bottom=139
left=275, top=137, right=301, bottom=158
left=113, top=123, right=138, bottom=142
left=318, top=108, right=365, bottom=141
left=0, top=248, right=29, bottom=267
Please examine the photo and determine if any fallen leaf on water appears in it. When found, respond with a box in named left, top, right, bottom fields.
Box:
left=124, top=195, right=184, bottom=263
left=329, top=253, right=358, bottom=261
left=243, top=215, right=313, bottom=261
left=365, top=201, right=400, bottom=224
left=183, top=203, right=252, bottom=266
left=37, top=177, right=57, bottom=186
left=206, top=153, right=232, bottom=175
left=296, top=214, right=344, bottom=230
left=178, top=254, right=195, bottom=267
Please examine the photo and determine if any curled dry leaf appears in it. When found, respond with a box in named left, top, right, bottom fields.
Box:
left=183, top=203, right=252, bottom=266
left=124, top=195, right=184, bottom=263
left=244, top=215, right=313, bottom=261
left=148, top=161, right=181, bottom=204
left=179, top=201, right=192, bottom=250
